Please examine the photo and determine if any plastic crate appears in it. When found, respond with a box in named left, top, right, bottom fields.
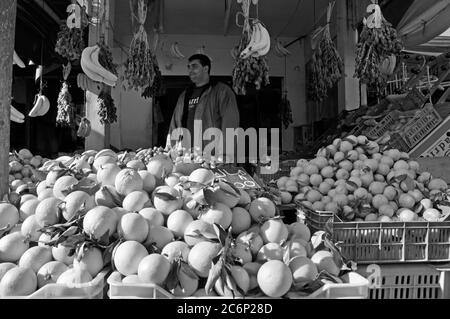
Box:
left=357, top=263, right=450, bottom=299
left=332, top=219, right=450, bottom=264
left=365, top=111, right=400, bottom=139
left=389, top=133, right=411, bottom=152
left=5, top=269, right=109, bottom=299
left=256, top=160, right=296, bottom=184
left=389, top=104, right=442, bottom=152
left=296, top=203, right=334, bottom=233
left=402, top=104, right=442, bottom=148
left=107, top=271, right=368, bottom=299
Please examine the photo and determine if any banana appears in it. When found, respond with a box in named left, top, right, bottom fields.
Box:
left=82, top=149, right=98, bottom=157
left=90, top=45, right=118, bottom=83
left=11, top=105, right=25, bottom=120
left=81, top=47, right=116, bottom=87
left=273, top=41, right=285, bottom=57
left=169, top=43, right=179, bottom=59
left=39, top=95, right=50, bottom=116
left=13, top=51, right=25, bottom=68
left=196, top=46, right=205, bottom=55
left=77, top=73, right=83, bottom=89
left=240, top=23, right=260, bottom=59
left=10, top=113, right=24, bottom=123
left=253, top=24, right=270, bottom=57
left=278, top=41, right=291, bottom=56
left=173, top=42, right=185, bottom=59
left=94, top=149, right=117, bottom=161
left=28, top=95, right=42, bottom=117
left=251, top=23, right=270, bottom=57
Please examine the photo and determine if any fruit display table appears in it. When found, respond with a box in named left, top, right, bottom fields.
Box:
left=1, top=147, right=367, bottom=299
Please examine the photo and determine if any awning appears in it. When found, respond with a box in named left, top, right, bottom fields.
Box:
left=397, top=0, right=450, bottom=48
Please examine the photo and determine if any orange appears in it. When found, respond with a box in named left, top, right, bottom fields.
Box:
left=304, top=164, right=319, bottom=176
left=260, top=219, right=289, bottom=244
left=188, top=241, right=221, bottom=278
left=309, top=174, right=323, bottom=187
left=333, top=152, right=345, bottom=164
left=378, top=204, right=395, bottom=217
left=118, top=213, right=149, bottom=243
left=320, top=166, right=334, bottom=179
left=310, top=250, right=340, bottom=276
left=257, top=260, right=292, bottom=298
left=137, top=253, right=171, bottom=285
left=335, top=169, right=349, bottom=181
left=372, top=194, right=389, bottom=209
left=399, top=194, right=415, bottom=209
left=113, top=240, right=148, bottom=276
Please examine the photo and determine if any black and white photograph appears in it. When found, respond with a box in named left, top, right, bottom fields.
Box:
left=1, top=0, right=450, bottom=305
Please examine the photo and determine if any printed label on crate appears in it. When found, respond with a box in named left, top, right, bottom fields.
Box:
left=212, top=165, right=261, bottom=189
left=421, top=131, right=450, bottom=157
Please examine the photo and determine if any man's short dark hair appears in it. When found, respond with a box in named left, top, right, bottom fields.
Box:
left=188, top=54, right=211, bottom=74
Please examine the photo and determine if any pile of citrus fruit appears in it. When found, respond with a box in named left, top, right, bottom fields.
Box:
left=0, top=147, right=346, bottom=298
left=276, top=135, right=449, bottom=222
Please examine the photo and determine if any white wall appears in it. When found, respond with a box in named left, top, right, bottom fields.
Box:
left=112, top=33, right=307, bottom=151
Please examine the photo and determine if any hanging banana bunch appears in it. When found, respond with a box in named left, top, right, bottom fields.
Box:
left=273, top=39, right=291, bottom=58
left=169, top=42, right=185, bottom=59
left=232, top=0, right=270, bottom=95
left=10, top=105, right=25, bottom=124
left=80, top=42, right=118, bottom=87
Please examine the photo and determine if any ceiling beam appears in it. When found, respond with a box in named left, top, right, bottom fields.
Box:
left=31, top=0, right=63, bottom=25
left=223, top=0, right=232, bottom=36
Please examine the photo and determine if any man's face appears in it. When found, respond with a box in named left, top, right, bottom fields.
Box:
left=188, top=59, right=208, bottom=84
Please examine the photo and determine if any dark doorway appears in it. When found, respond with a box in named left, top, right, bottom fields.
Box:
left=154, top=76, right=283, bottom=159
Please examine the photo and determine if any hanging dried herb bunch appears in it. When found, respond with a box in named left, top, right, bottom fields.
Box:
left=279, top=93, right=293, bottom=129
left=354, top=3, right=403, bottom=93
left=56, top=81, right=75, bottom=127
left=97, top=40, right=118, bottom=77
left=232, top=29, right=270, bottom=95
left=142, top=54, right=164, bottom=99
left=308, top=2, right=343, bottom=102
left=55, top=24, right=85, bottom=61
left=97, top=88, right=117, bottom=124
left=124, top=0, right=160, bottom=91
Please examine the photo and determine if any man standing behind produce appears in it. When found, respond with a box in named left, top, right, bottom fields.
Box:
left=166, top=54, right=239, bottom=161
